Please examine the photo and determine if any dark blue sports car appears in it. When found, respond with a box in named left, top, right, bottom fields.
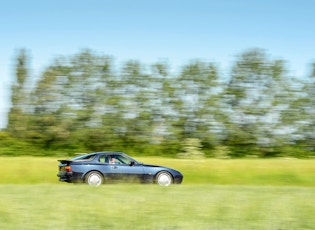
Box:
left=57, top=152, right=183, bottom=186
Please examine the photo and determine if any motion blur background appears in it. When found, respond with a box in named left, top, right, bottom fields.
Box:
left=1, top=0, right=315, bottom=157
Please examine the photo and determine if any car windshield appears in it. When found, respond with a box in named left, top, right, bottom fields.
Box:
left=70, top=153, right=96, bottom=161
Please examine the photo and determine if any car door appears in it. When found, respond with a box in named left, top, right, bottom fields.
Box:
left=97, top=154, right=116, bottom=182
left=109, top=154, right=145, bottom=183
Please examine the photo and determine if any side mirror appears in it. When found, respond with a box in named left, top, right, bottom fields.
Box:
left=129, top=161, right=135, bottom=166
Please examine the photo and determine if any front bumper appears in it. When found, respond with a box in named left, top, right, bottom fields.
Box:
left=174, top=174, right=183, bottom=184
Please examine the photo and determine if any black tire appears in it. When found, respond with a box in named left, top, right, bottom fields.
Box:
left=155, top=171, right=173, bottom=186
left=84, top=171, right=104, bottom=186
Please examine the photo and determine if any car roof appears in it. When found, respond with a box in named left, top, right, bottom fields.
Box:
left=94, top=151, right=125, bottom=155
left=70, top=151, right=125, bottom=160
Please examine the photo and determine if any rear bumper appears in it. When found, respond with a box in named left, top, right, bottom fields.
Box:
left=57, top=172, right=73, bottom=183
left=57, top=171, right=85, bottom=183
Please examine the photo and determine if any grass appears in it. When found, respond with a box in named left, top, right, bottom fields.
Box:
left=1, top=184, right=315, bottom=229
left=1, top=156, right=315, bottom=186
left=1, top=157, right=315, bottom=229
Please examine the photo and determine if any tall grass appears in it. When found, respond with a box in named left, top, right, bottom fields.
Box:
left=1, top=184, right=315, bottom=229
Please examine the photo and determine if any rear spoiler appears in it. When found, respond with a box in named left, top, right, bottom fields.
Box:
left=58, top=160, right=73, bottom=164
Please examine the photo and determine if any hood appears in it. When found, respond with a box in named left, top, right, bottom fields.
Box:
left=142, top=163, right=162, bottom=168
left=142, top=163, right=179, bottom=173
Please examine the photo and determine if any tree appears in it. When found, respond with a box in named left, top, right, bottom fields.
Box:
left=4, top=47, right=314, bottom=158
left=224, top=49, right=292, bottom=157
left=171, top=60, right=222, bottom=150
left=7, top=49, right=31, bottom=137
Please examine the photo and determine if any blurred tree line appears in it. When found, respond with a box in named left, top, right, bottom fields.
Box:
left=1, top=48, right=315, bottom=158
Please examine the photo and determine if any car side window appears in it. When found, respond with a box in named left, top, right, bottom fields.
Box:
left=116, top=155, right=131, bottom=165
left=71, top=153, right=96, bottom=161
left=99, top=154, right=131, bottom=164
left=108, top=155, right=120, bottom=164
left=107, top=155, right=126, bottom=164
left=98, top=155, right=106, bottom=163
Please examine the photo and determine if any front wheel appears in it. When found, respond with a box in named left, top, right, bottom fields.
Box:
left=155, top=171, right=173, bottom=186
left=85, top=171, right=103, bottom=186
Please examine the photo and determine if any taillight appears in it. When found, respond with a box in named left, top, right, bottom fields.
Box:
left=65, top=166, right=72, bottom=172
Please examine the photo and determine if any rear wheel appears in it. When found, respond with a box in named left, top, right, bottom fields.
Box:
left=85, top=171, right=103, bottom=186
left=156, top=171, right=173, bottom=186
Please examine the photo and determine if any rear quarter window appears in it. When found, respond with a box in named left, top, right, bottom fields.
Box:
left=71, top=154, right=96, bottom=161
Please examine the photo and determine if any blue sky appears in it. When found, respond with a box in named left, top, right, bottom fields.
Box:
left=1, top=0, right=315, bottom=128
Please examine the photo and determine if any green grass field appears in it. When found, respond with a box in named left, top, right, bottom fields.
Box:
left=1, top=157, right=315, bottom=229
